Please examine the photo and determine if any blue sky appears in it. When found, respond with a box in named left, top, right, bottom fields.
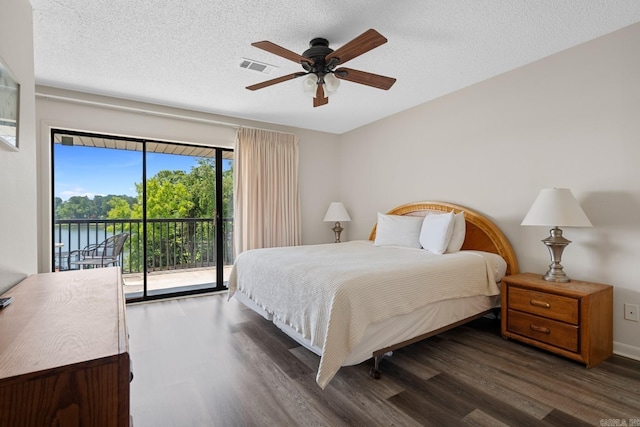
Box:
left=54, top=144, right=225, bottom=200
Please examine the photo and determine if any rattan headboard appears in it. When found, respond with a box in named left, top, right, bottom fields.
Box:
left=368, top=201, right=519, bottom=276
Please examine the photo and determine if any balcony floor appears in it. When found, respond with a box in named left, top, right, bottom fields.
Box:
left=122, top=266, right=232, bottom=297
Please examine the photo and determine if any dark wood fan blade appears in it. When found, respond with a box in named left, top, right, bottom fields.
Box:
left=325, top=29, right=387, bottom=66
left=313, top=84, right=328, bottom=107
left=334, top=67, right=396, bottom=90
left=251, top=41, right=313, bottom=65
left=246, top=72, right=307, bottom=91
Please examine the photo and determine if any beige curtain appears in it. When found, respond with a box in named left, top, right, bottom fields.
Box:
left=234, top=127, right=301, bottom=255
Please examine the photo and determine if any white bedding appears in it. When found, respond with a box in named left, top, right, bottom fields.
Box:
left=234, top=290, right=501, bottom=365
left=228, top=240, right=503, bottom=389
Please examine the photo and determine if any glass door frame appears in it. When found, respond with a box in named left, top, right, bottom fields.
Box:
left=50, top=128, right=232, bottom=302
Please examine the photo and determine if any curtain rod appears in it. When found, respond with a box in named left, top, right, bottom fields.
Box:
left=35, top=92, right=240, bottom=129
left=237, top=126, right=296, bottom=137
left=35, top=92, right=299, bottom=136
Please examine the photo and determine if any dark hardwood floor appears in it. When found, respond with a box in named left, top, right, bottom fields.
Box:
left=127, top=293, right=640, bottom=426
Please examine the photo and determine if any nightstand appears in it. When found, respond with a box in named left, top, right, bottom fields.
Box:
left=501, top=273, right=613, bottom=367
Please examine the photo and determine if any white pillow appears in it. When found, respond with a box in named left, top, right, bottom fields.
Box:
left=419, top=211, right=455, bottom=254
left=446, top=212, right=466, bottom=253
left=374, top=213, right=423, bottom=248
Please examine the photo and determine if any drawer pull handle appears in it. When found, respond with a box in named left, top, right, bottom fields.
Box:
left=530, top=324, right=550, bottom=334
left=530, top=299, right=551, bottom=309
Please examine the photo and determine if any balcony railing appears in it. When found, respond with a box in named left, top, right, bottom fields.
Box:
left=54, top=218, right=234, bottom=274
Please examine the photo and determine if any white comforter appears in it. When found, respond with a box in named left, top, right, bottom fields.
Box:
left=228, top=240, right=500, bottom=389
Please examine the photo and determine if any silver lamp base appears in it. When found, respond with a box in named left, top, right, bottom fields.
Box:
left=541, top=226, right=571, bottom=282
left=332, top=221, right=344, bottom=243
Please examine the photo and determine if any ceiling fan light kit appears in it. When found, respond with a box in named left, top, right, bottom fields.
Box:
left=246, top=29, right=397, bottom=107
left=302, top=73, right=340, bottom=97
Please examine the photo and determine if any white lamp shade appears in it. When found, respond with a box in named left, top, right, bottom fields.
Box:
left=323, top=202, right=351, bottom=222
left=324, top=73, right=340, bottom=96
left=521, top=188, right=592, bottom=227
left=302, top=73, right=318, bottom=96
left=302, top=73, right=340, bottom=97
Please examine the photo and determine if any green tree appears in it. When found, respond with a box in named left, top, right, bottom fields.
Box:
left=144, top=171, right=194, bottom=218
left=56, top=196, right=92, bottom=219
left=110, top=169, right=197, bottom=270
left=99, top=156, right=234, bottom=271
left=54, top=197, right=64, bottom=219
left=107, top=196, right=135, bottom=219
left=185, top=158, right=216, bottom=218
left=221, top=163, right=234, bottom=219
left=55, top=194, right=138, bottom=220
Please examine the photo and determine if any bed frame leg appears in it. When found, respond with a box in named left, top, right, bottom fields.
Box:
left=370, top=355, right=382, bottom=379
left=370, top=351, right=392, bottom=379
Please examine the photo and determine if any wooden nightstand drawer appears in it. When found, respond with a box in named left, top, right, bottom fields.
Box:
left=508, top=286, right=579, bottom=325
left=507, top=309, right=579, bottom=352
left=501, top=273, right=613, bottom=367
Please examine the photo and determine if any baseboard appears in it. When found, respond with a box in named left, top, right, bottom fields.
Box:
left=613, top=341, right=640, bottom=361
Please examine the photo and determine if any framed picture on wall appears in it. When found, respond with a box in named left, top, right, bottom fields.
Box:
left=0, top=55, right=20, bottom=151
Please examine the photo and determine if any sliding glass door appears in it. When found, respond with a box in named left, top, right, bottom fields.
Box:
left=52, top=129, right=233, bottom=301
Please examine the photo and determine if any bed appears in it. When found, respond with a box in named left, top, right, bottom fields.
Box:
left=228, top=201, right=519, bottom=389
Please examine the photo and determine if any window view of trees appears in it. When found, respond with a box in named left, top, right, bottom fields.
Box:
left=54, top=194, right=137, bottom=220
left=109, top=158, right=233, bottom=271
left=56, top=157, right=234, bottom=273
left=55, top=158, right=233, bottom=221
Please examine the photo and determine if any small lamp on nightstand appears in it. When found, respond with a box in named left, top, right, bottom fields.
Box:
left=323, top=202, right=351, bottom=243
left=521, top=188, right=592, bottom=283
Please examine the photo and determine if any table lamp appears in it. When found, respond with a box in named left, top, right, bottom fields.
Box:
left=323, top=202, right=351, bottom=243
left=521, top=188, right=592, bottom=282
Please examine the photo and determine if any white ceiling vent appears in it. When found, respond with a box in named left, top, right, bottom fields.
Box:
left=240, top=58, right=278, bottom=75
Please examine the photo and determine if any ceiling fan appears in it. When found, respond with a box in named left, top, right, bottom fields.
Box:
left=246, top=29, right=396, bottom=107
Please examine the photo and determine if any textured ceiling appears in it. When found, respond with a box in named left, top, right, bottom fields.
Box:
left=31, top=1, right=640, bottom=134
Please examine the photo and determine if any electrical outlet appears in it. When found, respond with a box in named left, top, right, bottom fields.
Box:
left=624, top=303, right=639, bottom=322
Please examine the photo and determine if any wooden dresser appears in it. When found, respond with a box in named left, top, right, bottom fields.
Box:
left=501, top=272, right=613, bottom=367
left=0, top=267, right=131, bottom=426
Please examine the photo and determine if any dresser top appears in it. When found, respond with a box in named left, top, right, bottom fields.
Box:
left=0, top=268, right=127, bottom=380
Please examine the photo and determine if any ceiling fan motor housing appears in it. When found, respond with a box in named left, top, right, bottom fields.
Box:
left=303, top=38, right=333, bottom=60
left=302, top=38, right=337, bottom=78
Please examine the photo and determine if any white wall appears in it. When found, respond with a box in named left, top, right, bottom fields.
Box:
left=35, top=87, right=340, bottom=272
left=339, top=23, right=640, bottom=359
left=0, top=0, right=38, bottom=294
